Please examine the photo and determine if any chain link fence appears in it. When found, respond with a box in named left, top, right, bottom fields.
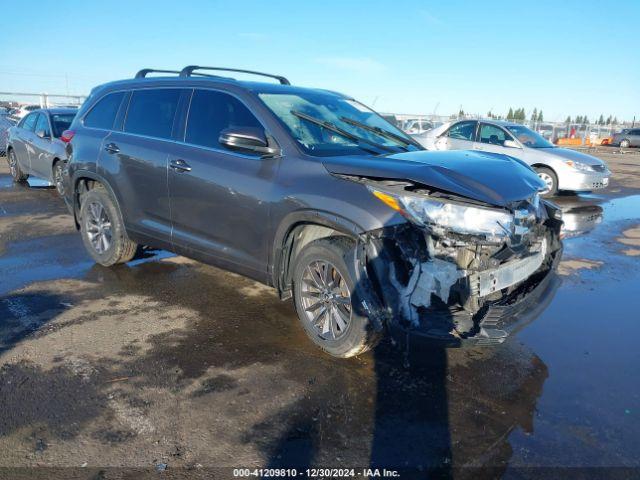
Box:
left=0, top=92, right=86, bottom=157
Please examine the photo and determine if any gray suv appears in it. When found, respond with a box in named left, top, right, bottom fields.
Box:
left=63, top=66, right=562, bottom=358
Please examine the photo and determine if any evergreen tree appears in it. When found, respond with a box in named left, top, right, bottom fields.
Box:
left=598, top=114, right=604, bottom=125
left=507, top=108, right=514, bottom=120
left=583, top=115, right=589, bottom=125
left=531, top=108, right=538, bottom=122
left=537, top=111, right=544, bottom=122
left=458, top=108, right=465, bottom=117
left=576, top=115, right=582, bottom=124
left=606, top=115, right=612, bottom=125
left=565, top=115, right=572, bottom=124
left=613, top=117, right=618, bottom=125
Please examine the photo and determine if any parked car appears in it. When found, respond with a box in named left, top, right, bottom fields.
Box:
left=414, top=119, right=610, bottom=196
left=611, top=128, right=640, bottom=148
left=7, top=104, right=41, bottom=123
left=62, top=66, right=563, bottom=358
left=403, top=118, right=434, bottom=134
left=5, top=108, right=76, bottom=194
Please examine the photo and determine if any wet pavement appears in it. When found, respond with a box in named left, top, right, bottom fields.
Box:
left=0, top=153, right=639, bottom=479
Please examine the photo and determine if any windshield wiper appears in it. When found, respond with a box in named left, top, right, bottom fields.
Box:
left=339, top=116, right=419, bottom=151
left=290, top=110, right=394, bottom=155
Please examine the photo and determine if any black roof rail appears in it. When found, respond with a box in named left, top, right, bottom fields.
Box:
left=179, top=65, right=291, bottom=85
left=135, top=68, right=181, bottom=79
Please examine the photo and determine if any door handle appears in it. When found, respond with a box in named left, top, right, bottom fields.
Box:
left=170, top=159, right=192, bottom=173
left=104, top=143, right=120, bottom=154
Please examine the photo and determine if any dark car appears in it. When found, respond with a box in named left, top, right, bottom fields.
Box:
left=5, top=108, right=76, bottom=194
left=62, top=66, right=562, bottom=358
left=611, top=128, right=640, bottom=148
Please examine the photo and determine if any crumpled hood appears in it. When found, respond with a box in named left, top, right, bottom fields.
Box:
left=322, top=150, right=545, bottom=207
left=538, top=147, right=606, bottom=166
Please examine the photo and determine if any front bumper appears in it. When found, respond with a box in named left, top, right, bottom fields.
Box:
left=558, top=168, right=610, bottom=192
left=386, top=247, right=562, bottom=347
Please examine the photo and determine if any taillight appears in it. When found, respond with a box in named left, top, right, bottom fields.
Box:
left=60, top=130, right=75, bottom=143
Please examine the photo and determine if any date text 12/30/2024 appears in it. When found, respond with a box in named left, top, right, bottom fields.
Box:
left=233, top=468, right=400, bottom=478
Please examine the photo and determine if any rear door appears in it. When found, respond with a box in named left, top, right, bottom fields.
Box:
left=31, top=112, right=54, bottom=179
left=168, top=88, right=276, bottom=278
left=434, top=120, right=478, bottom=150
left=101, top=88, right=180, bottom=243
left=13, top=113, right=38, bottom=172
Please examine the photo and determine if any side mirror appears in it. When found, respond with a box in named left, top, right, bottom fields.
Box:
left=503, top=139, right=521, bottom=149
left=35, top=129, right=49, bottom=139
left=219, top=127, right=280, bottom=157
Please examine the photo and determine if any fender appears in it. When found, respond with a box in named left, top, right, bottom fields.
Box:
left=270, top=209, right=367, bottom=290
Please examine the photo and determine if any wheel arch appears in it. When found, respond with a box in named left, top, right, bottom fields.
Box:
left=271, top=211, right=365, bottom=298
left=71, top=170, right=125, bottom=231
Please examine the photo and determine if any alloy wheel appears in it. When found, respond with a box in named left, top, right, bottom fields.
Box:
left=300, top=260, right=352, bottom=340
left=85, top=201, right=113, bottom=254
left=8, top=151, right=17, bottom=178
left=54, top=164, right=65, bottom=195
left=538, top=172, right=554, bottom=194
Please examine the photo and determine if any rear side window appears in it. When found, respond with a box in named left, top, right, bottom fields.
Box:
left=185, top=89, right=262, bottom=149
left=35, top=113, right=51, bottom=137
left=446, top=121, right=477, bottom=141
left=124, top=89, right=181, bottom=139
left=51, top=114, right=75, bottom=138
left=21, top=113, right=38, bottom=131
left=84, top=92, right=124, bottom=130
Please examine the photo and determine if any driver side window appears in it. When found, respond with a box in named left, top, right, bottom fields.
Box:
left=479, top=123, right=513, bottom=146
left=446, top=121, right=477, bottom=141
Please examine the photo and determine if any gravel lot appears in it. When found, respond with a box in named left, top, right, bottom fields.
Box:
left=0, top=150, right=639, bottom=478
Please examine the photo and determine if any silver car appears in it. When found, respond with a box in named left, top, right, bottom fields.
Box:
left=415, top=119, right=611, bottom=196
left=611, top=128, right=640, bottom=148
left=5, top=108, right=76, bottom=195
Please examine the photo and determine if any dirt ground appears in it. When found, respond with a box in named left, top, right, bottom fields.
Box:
left=0, top=150, right=639, bottom=479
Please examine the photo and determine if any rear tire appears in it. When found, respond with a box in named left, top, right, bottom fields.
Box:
left=52, top=160, right=65, bottom=196
left=620, top=139, right=630, bottom=148
left=7, top=149, right=28, bottom=183
left=292, top=236, right=381, bottom=358
left=79, top=184, right=138, bottom=266
left=535, top=167, right=558, bottom=197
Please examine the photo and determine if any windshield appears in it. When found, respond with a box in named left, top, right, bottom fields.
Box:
left=505, top=125, right=554, bottom=148
left=51, top=114, right=75, bottom=138
left=258, top=91, right=420, bottom=156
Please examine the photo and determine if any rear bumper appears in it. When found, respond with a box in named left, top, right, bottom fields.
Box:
left=558, top=169, right=610, bottom=191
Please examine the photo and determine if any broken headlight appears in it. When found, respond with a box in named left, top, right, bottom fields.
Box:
left=368, top=187, right=514, bottom=241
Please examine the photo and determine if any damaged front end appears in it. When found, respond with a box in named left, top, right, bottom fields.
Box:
left=356, top=178, right=563, bottom=346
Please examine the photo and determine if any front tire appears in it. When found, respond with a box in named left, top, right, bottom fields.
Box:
left=535, top=167, right=558, bottom=197
left=292, top=237, right=381, bottom=358
left=79, top=184, right=138, bottom=266
left=7, top=149, right=28, bottom=183
left=620, top=139, right=630, bottom=148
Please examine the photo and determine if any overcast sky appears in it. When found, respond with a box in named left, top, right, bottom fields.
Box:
left=2, top=0, right=638, bottom=121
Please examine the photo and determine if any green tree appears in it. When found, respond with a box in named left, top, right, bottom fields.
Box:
left=606, top=115, right=612, bottom=125
left=531, top=108, right=538, bottom=122
left=537, top=111, right=544, bottom=122
left=507, top=107, right=514, bottom=120
left=458, top=108, right=465, bottom=117
left=598, top=114, right=604, bottom=125
left=583, top=115, right=589, bottom=125
left=576, top=115, right=582, bottom=124
left=613, top=117, right=618, bottom=125
left=565, top=115, right=572, bottom=124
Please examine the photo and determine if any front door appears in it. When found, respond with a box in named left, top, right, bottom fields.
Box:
left=168, top=88, right=277, bottom=279
left=435, top=120, right=477, bottom=150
